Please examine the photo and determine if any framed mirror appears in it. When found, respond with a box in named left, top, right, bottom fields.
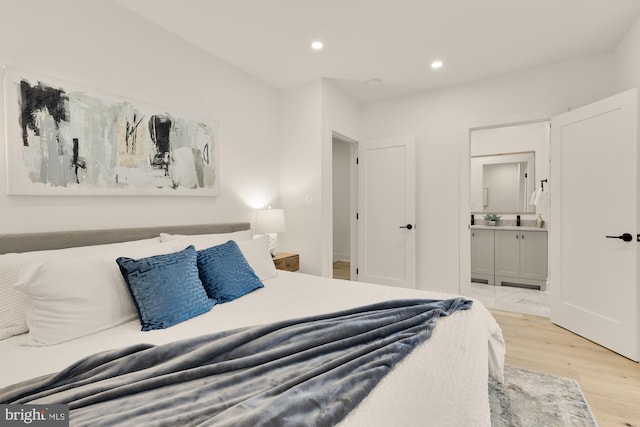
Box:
left=470, top=151, right=535, bottom=214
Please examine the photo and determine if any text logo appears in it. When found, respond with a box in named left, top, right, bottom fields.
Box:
left=0, top=405, right=68, bottom=426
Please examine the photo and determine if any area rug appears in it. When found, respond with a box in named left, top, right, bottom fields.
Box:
left=490, top=365, right=598, bottom=427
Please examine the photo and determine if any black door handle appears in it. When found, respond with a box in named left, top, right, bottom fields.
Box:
left=606, top=233, right=633, bottom=242
left=399, top=224, right=414, bottom=230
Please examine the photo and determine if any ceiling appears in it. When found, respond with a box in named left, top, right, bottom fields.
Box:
left=117, top=0, right=640, bottom=103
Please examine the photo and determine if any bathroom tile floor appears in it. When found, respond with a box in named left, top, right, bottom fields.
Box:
left=464, top=282, right=551, bottom=317
left=332, top=262, right=551, bottom=317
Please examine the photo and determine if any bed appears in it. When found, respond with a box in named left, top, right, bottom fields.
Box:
left=0, top=223, right=505, bottom=426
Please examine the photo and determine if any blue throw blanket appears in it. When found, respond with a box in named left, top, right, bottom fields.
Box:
left=1, top=298, right=472, bottom=426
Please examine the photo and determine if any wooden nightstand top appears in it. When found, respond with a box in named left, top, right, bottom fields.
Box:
left=273, top=252, right=299, bottom=272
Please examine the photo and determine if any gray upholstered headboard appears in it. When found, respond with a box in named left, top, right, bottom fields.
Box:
left=0, top=222, right=251, bottom=254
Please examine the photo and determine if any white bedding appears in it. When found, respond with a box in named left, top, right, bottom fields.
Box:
left=0, top=270, right=504, bottom=426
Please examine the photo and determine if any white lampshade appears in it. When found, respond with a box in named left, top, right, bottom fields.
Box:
left=255, top=208, right=286, bottom=234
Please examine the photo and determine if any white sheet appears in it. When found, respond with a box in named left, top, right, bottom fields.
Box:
left=0, top=271, right=504, bottom=426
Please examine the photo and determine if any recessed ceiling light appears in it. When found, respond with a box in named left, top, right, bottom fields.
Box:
left=311, top=41, right=324, bottom=50
left=431, top=60, right=443, bottom=69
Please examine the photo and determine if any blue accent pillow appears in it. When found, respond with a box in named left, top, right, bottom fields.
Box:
left=197, top=240, right=264, bottom=303
left=117, top=245, right=215, bottom=331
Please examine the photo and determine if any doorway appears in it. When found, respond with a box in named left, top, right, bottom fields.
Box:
left=463, top=120, right=551, bottom=317
left=331, top=133, right=416, bottom=287
left=332, top=134, right=357, bottom=280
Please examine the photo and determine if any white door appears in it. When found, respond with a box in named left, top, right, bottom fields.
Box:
left=550, top=89, right=639, bottom=361
left=357, top=135, right=416, bottom=288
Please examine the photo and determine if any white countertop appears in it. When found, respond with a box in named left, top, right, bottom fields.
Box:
left=470, top=225, right=546, bottom=232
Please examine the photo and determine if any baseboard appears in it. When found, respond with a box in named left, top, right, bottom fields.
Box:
left=333, top=253, right=350, bottom=263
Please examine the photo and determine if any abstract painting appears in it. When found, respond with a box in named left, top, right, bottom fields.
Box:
left=3, top=66, right=219, bottom=196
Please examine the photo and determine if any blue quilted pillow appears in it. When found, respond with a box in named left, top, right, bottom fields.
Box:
left=117, top=245, right=215, bottom=331
left=197, top=240, right=264, bottom=303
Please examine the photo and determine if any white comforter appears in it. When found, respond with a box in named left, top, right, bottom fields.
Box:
left=0, top=271, right=504, bottom=426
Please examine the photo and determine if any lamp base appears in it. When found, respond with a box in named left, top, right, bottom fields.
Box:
left=267, top=233, right=278, bottom=256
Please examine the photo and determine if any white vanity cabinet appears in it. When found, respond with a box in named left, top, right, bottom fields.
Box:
left=470, top=229, right=495, bottom=285
left=494, top=229, right=547, bottom=290
left=471, top=226, right=547, bottom=290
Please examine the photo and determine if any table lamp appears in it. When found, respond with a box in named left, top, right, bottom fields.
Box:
left=255, top=208, right=286, bottom=256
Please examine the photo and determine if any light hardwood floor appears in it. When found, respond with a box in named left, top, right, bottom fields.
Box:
left=492, top=310, right=640, bottom=427
left=333, top=261, right=350, bottom=280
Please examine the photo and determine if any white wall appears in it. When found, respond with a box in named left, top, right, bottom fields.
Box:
left=0, top=0, right=281, bottom=234
left=615, top=15, right=640, bottom=91
left=360, top=54, right=615, bottom=294
left=279, top=80, right=323, bottom=274
left=320, top=80, right=361, bottom=276
left=279, top=79, right=359, bottom=276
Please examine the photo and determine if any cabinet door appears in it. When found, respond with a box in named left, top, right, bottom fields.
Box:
left=519, top=231, right=548, bottom=281
left=494, top=230, right=519, bottom=278
left=471, top=229, right=494, bottom=280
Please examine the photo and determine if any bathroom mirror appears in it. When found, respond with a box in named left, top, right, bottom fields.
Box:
left=470, top=151, right=535, bottom=214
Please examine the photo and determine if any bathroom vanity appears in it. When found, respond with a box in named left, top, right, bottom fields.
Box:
left=471, top=225, right=547, bottom=290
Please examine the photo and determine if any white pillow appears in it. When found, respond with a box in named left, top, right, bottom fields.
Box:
left=160, top=230, right=253, bottom=250
left=237, top=236, right=278, bottom=281
left=0, top=237, right=161, bottom=341
left=0, top=254, right=36, bottom=340
left=161, top=232, right=276, bottom=281
left=13, top=240, right=183, bottom=346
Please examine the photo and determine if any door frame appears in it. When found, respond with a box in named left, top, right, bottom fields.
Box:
left=460, top=118, right=550, bottom=296
left=331, top=131, right=359, bottom=280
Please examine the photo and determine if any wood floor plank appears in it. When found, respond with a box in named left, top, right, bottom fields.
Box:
left=332, top=261, right=350, bottom=280
left=492, top=309, right=640, bottom=427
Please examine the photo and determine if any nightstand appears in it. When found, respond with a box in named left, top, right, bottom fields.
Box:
left=272, top=252, right=299, bottom=272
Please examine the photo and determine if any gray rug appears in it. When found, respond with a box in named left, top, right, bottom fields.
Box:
left=490, top=365, right=598, bottom=427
